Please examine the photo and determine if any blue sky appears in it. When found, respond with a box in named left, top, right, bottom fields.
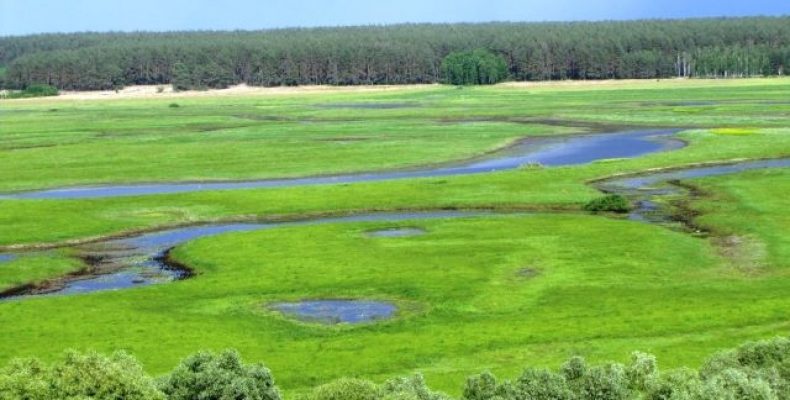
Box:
left=1, top=0, right=788, bottom=36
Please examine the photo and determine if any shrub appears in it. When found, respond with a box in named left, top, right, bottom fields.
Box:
left=646, top=367, right=705, bottom=400
left=583, top=194, right=632, bottom=213
left=561, top=356, right=588, bottom=382
left=578, top=363, right=630, bottom=400
left=462, top=371, right=515, bottom=400
left=2, top=84, right=59, bottom=99
left=159, top=349, right=280, bottom=400
left=515, top=368, right=573, bottom=400
left=380, top=374, right=450, bottom=400
left=0, top=350, right=164, bottom=400
left=700, top=337, right=790, bottom=398
left=703, top=368, right=776, bottom=400
left=22, top=84, right=59, bottom=96
left=627, top=352, right=659, bottom=392
left=308, top=378, right=379, bottom=400
left=169, top=103, right=180, bottom=108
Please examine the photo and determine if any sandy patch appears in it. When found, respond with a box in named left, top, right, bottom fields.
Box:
left=5, top=77, right=786, bottom=102
left=8, top=83, right=438, bottom=102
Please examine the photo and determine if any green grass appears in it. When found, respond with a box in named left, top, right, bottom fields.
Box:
left=0, top=78, right=788, bottom=396
left=0, top=250, right=80, bottom=292
left=0, top=211, right=787, bottom=395
left=1, top=78, right=788, bottom=191
left=0, top=127, right=787, bottom=247
left=690, top=168, right=790, bottom=270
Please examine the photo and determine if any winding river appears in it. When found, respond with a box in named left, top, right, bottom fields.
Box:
left=1, top=129, right=683, bottom=200
left=1, top=127, right=788, bottom=303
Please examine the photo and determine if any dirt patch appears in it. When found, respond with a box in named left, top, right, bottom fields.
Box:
left=516, top=267, right=540, bottom=279
left=711, top=235, right=768, bottom=274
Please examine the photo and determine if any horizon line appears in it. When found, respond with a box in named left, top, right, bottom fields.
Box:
left=2, top=14, right=788, bottom=39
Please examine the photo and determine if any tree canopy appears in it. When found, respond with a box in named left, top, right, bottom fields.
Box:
left=441, top=50, right=508, bottom=85
left=1, top=17, right=788, bottom=90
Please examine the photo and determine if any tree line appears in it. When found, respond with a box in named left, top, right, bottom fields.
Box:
left=0, top=17, right=788, bottom=90
left=1, top=337, right=787, bottom=399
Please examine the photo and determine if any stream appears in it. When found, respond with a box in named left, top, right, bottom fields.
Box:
left=1, top=127, right=787, bottom=304
left=1, top=129, right=683, bottom=200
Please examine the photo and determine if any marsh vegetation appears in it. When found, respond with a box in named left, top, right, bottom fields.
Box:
left=0, top=79, right=787, bottom=396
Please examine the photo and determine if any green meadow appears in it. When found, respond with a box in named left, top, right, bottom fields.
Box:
left=0, top=79, right=788, bottom=395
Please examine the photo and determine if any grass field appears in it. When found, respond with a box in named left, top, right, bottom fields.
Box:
left=0, top=79, right=788, bottom=395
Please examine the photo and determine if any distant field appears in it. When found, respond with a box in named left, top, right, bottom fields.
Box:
left=0, top=79, right=788, bottom=395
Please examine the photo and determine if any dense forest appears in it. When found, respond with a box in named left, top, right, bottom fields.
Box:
left=0, top=17, right=788, bottom=90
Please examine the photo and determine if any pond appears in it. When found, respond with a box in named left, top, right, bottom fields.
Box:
left=271, top=300, right=397, bottom=324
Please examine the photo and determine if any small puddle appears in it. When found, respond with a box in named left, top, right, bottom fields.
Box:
left=271, top=300, right=397, bottom=324
left=1, top=128, right=686, bottom=200
left=367, top=227, right=425, bottom=238
left=0, top=254, right=16, bottom=263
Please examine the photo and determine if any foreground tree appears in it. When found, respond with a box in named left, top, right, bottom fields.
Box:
left=0, top=338, right=786, bottom=399
left=159, top=349, right=281, bottom=400
left=0, top=351, right=164, bottom=400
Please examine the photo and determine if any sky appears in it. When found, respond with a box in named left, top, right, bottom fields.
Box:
left=1, top=0, right=789, bottom=36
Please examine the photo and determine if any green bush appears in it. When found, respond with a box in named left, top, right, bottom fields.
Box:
left=308, top=378, right=379, bottom=400
left=700, top=337, right=790, bottom=398
left=462, top=371, right=515, bottom=400
left=22, top=84, right=59, bottom=96
left=159, top=349, right=280, bottom=400
left=561, top=356, right=588, bottom=382
left=578, top=363, right=630, bottom=400
left=515, top=368, right=573, bottom=400
left=2, top=84, right=59, bottom=99
left=441, top=50, right=508, bottom=86
left=646, top=367, right=705, bottom=400
left=704, top=368, right=777, bottom=400
left=0, top=350, right=164, bottom=400
left=380, top=374, right=449, bottom=400
left=583, top=194, right=632, bottom=213
left=626, top=352, right=659, bottom=392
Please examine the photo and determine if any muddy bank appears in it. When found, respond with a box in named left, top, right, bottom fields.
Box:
left=593, top=158, right=790, bottom=230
